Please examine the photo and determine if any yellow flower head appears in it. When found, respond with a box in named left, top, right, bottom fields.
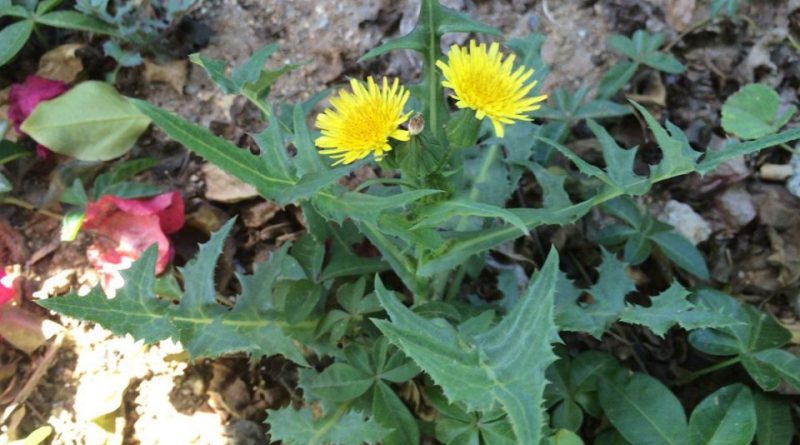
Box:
left=436, top=40, right=547, bottom=137
left=315, top=77, right=412, bottom=165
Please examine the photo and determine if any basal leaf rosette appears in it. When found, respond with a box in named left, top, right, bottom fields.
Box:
left=315, top=77, right=412, bottom=165
left=437, top=40, right=547, bottom=137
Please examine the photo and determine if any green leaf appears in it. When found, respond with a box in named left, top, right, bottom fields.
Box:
left=648, top=231, right=709, bottom=280
left=428, top=388, right=516, bottom=445
left=60, top=210, right=85, bottom=241
left=131, top=99, right=302, bottom=202
left=747, top=348, right=800, bottom=391
left=596, top=62, right=638, bottom=100
left=620, top=283, right=741, bottom=336
left=721, top=84, right=797, bottom=140
left=598, top=370, right=688, bottom=445
left=292, top=103, right=327, bottom=176
left=266, top=404, right=390, bottom=445
left=556, top=250, right=636, bottom=337
left=688, top=290, right=791, bottom=359
left=373, top=249, right=560, bottom=444
left=372, top=382, right=420, bottom=445
left=697, top=127, right=800, bottom=174
left=302, top=363, right=373, bottom=402
left=188, top=53, right=237, bottom=94
left=38, top=246, right=173, bottom=343
left=21, top=81, right=150, bottom=161
left=711, top=0, right=741, bottom=17
left=36, top=11, right=120, bottom=36
left=588, top=119, right=648, bottom=195
left=314, top=188, right=441, bottom=225
left=548, top=429, right=585, bottom=445
left=0, top=20, right=33, bottom=67
left=633, top=102, right=701, bottom=178
left=753, top=392, right=794, bottom=445
left=413, top=199, right=528, bottom=236
left=609, top=31, right=684, bottom=74
left=688, top=384, right=756, bottom=445
left=40, top=220, right=315, bottom=364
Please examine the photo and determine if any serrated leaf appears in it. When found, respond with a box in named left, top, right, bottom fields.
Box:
left=413, top=199, right=528, bottom=235
left=38, top=245, right=172, bottom=342
left=620, top=283, right=741, bottom=337
left=721, top=84, right=797, bottom=140
left=557, top=250, right=636, bottom=338
left=373, top=249, right=560, bottom=444
left=527, top=162, right=572, bottom=209
left=303, top=363, right=373, bottom=402
left=633, top=102, right=701, bottom=178
left=266, top=404, right=390, bottom=445
left=589, top=119, right=649, bottom=195
left=598, top=370, right=688, bottom=445
left=754, top=392, right=794, bottom=445
left=21, top=81, right=151, bottom=161
left=688, top=384, right=756, bottom=445
left=313, top=188, right=441, bottom=225
left=293, top=103, right=327, bottom=176
left=42, top=219, right=314, bottom=364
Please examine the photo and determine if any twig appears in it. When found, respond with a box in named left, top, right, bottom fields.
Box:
left=1, top=332, right=65, bottom=424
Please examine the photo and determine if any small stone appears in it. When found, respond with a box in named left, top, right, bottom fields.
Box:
left=656, top=200, right=711, bottom=245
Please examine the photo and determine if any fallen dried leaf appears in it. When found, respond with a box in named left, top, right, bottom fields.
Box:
left=201, top=163, right=259, bottom=203
left=143, top=59, right=188, bottom=94
left=36, top=44, right=84, bottom=83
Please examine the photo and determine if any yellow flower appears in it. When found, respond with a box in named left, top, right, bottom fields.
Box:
left=315, top=77, right=412, bottom=165
left=436, top=40, right=547, bottom=137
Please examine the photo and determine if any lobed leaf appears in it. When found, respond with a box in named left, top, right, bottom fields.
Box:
left=373, top=249, right=560, bottom=444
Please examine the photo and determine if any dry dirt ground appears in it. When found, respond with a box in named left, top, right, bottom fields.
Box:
left=1, top=0, right=799, bottom=444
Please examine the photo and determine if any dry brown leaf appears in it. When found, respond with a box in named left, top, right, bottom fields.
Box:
left=36, top=44, right=84, bottom=83
left=0, top=305, right=62, bottom=354
left=201, top=162, right=259, bottom=203
left=143, top=59, right=188, bottom=94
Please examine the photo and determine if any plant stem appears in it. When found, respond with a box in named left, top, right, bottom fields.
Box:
left=673, top=356, right=740, bottom=386
left=0, top=197, right=61, bottom=220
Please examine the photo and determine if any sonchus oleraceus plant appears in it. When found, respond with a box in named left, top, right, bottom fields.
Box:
left=40, top=0, right=800, bottom=444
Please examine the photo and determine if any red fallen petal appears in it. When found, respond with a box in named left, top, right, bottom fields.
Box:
left=112, top=191, right=185, bottom=234
left=0, top=270, right=18, bottom=306
left=35, top=144, right=51, bottom=159
left=87, top=213, right=172, bottom=296
left=8, top=75, right=69, bottom=133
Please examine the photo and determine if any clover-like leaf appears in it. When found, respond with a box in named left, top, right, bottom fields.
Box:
left=721, top=84, right=797, bottom=140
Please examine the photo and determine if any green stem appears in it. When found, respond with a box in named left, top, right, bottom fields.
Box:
left=445, top=267, right=467, bottom=301
left=673, top=356, right=740, bottom=386
left=354, top=177, right=417, bottom=192
left=425, top=0, right=440, bottom=136
left=0, top=197, right=61, bottom=220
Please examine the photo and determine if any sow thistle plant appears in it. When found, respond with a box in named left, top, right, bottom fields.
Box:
left=39, top=1, right=800, bottom=444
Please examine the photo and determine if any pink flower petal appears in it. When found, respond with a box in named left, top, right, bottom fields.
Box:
left=83, top=191, right=184, bottom=296
left=0, top=270, right=17, bottom=306
left=8, top=75, right=69, bottom=133
left=111, top=191, right=185, bottom=234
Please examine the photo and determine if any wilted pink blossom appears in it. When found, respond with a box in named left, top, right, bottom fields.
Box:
left=8, top=75, right=69, bottom=132
left=0, top=270, right=17, bottom=306
left=83, top=192, right=184, bottom=295
left=8, top=75, right=69, bottom=159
